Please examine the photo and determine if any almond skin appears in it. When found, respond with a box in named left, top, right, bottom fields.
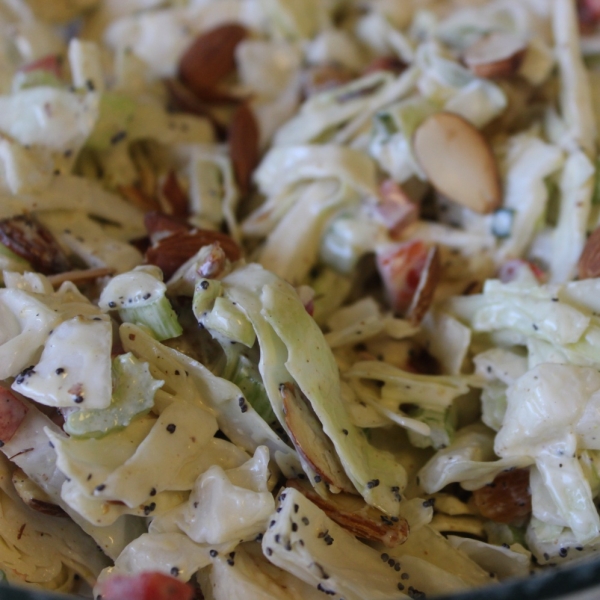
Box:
left=144, top=211, right=189, bottom=239
left=229, top=102, right=260, bottom=196
left=362, top=55, right=406, bottom=76
left=281, top=382, right=355, bottom=494
left=473, top=468, right=531, bottom=524
left=463, top=32, right=527, bottom=79
left=119, top=185, right=161, bottom=213
left=160, top=171, right=189, bottom=217
left=578, top=226, right=600, bottom=279
left=0, top=214, right=71, bottom=274
left=407, top=245, right=441, bottom=326
left=47, top=267, right=115, bottom=288
left=303, top=64, right=355, bottom=98
left=287, top=478, right=409, bottom=548
left=178, top=23, right=248, bottom=100
left=145, top=229, right=242, bottom=280
left=164, top=78, right=229, bottom=139
left=413, top=112, right=502, bottom=214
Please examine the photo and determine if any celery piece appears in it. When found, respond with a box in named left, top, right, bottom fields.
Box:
left=405, top=406, right=455, bottom=450
left=65, top=353, right=162, bottom=438
left=232, top=355, right=276, bottom=425
left=192, top=278, right=222, bottom=320
left=119, top=295, right=182, bottom=341
left=204, top=296, right=256, bottom=348
left=86, top=92, right=136, bottom=151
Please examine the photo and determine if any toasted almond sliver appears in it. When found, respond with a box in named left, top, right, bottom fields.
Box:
left=12, top=468, right=67, bottom=518
left=178, top=23, right=248, bottom=98
left=287, top=478, right=409, bottom=548
left=0, top=214, right=72, bottom=275
left=281, top=383, right=355, bottom=494
left=145, top=229, right=242, bottom=280
left=413, top=112, right=502, bottom=214
left=463, top=32, right=527, bottom=79
left=578, top=226, right=600, bottom=279
left=47, top=267, right=115, bottom=287
left=407, top=245, right=441, bottom=326
left=228, top=102, right=260, bottom=196
left=303, top=64, right=355, bottom=97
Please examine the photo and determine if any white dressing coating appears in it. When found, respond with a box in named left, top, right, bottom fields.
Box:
left=5, top=0, right=600, bottom=594
left=496, top=364, right=600, bottom=542
left=0, top=88, right=99, bottom=152
left=108, top=532, right=225, bottom=580
left=263, top=487, right=405, bottom=600
left=68, top=39, right=105, bottom=93
left=0, top=288, right=62, bottom=380
left=99, top=265, right=166, bottom=310
left=91, top=402, right=218, bottom=506
left=1, top=404, right=145, bottom=560
left=419, top=424, right=533, bottom=493
left=174, top=447, right=275, bottom=546
left=40, top=211, right=144, bottom=274
left=206, top=543, right=327, bottom=600
left=12, top=315, right=112, bottom=409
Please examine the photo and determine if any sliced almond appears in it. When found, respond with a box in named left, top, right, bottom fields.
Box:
left=12, top=468, right=67, bottom=518
left=413, top=112, right=502, bottom=214
left=463, top=32, right=527, bottom=79
left=119, top=185, right=161, bottom=213
left=303, top=64, right=355, bottom=98
left=0, top=215, right=71, bottom=274
left=160, top=171, right=189, bottom=217
left=229, top=102, right=260, bottom=196
left=579, top=226, right=600, bottom=279
left=280, top=382, right=355, bottom=494
left=287, top=478, right=409, bottom=547
left=178, top=23, right=248, bottom=100
left=362, top=56, right=406, bottom=76
left=144, top=211, right=189, bottom=239
left=145, top=229, right=242, bottom=280
left=47, top=267, right=115, bottom=288
left=406, top=245, right=441, bottom=326
left=164, top=78, right=229, bottom=139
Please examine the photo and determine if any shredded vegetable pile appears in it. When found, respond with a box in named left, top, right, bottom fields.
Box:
left=2, top=0, right=600, bottom=598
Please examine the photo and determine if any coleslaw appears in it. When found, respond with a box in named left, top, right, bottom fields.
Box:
left=0, top=0, right=600, bottom=598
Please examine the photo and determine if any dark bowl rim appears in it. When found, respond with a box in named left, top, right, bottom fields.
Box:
left=3, top=555, right=600, bottom=600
